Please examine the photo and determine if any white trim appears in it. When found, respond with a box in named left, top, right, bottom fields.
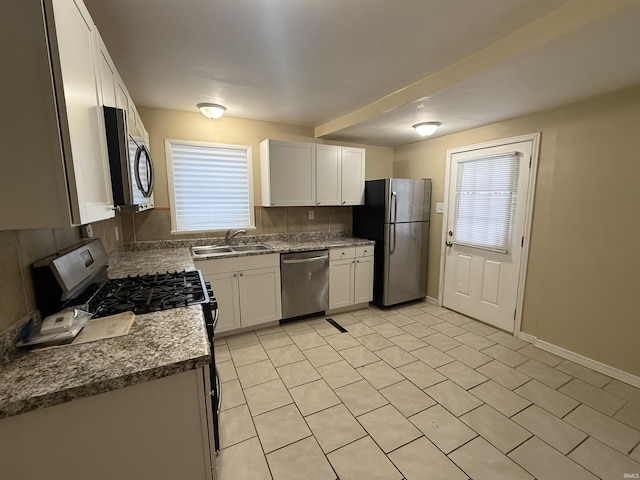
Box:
left=516, top=332, right=640, bottom=388
left=425, top=296, right=438, bottom=306
left=438, top=132, right=541, bottom=337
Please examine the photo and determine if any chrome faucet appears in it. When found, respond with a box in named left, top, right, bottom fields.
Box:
left=224, top=228, right=246, bottom=245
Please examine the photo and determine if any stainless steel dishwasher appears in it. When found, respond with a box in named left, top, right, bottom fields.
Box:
left=280, top=250, right=329, bottom=319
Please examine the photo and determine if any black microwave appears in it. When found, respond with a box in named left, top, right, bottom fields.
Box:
left=103, top=106, right=155, bottom=212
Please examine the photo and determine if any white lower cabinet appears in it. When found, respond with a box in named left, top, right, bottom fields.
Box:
left=329, top=246, right=374, bottom=310
left=198, top=254, right=282, bottom=334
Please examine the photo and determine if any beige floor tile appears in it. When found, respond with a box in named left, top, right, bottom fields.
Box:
left=424, top=332, right=463, bottom=352
left=266, top=437, right=335, bottom=480
left=556, top=359, right=612, bottom=388
left=311, top=320, right=343, bottom=337
left=515, top=379, right=579, bottom=417
left=389, top=437, right=468, bottom=480
left=340, top=345, right=380, bottom=368
left=512, top=405, right=587, bottom=454
left=357, top=360, right=404, bottom=389
left=254, top=404, right=312, bottom=453
left=345, top=321, right=375, bottom=337
left=277, top=359, right=321, bottom=388
left=412, top=345, right=455, bottom=368
left=397, top=360, right=447, bottom=389
left=419, top=304, right=450, bottom=316
left=449, top=437, right=533, bottom=480
left=281, top=321, right=315, bottom=336
left=409, top=404, right=477, bottom=454
left=559, top=378, right=627, bottom=415
left=375, top=345, right=417, bottom=368
left=516, top=359, right=572, bottom=389
left=395, top=305, right=424, bottom=317
left=604, top=379, right=640, bottom=404
left=425, top=380, right=483, bottom=416
left=236, top=359, right=279, bottom=388
left=439, top=311, right=474, bottom=326
left=615, top=401, right=640, bottom=430
left=461, top=320, right=499, bottom=337
left=226, top=331, right=260, bottom=350
left=217, top=360, right=238, bottom=383
left=316, top=359, right=363, bottom=389
left=230, top=343, right=269, bottom=367
left=255, top=325, right=285, bottom=336
left=357, top=333, right=395, bottom=351
left=632, top=444, right=640, bottom=463
left=215, top=343, right=231, bottom=362
left=448, top=345, right=493, bottom=369
left=214, top=337, right=227, bottom=346
left=305, top=404, right=367, bottom=453
left=372, top=322, right=406, bottom=338
left=469, top=380, right=531, bottom=417
left=486, top=331, right=529, bottom=350
left=454, top=331, right=496, bottom=351
left=358, top=313, right=387, bottom=327
left=380, top=379, right=436, bottom=417
left=335, top=379, right=388, bottom=416
left=432, top=322, right=466, bottom=337
left=385, top=313, right=416, bottom=327
left=291, top=331, right=327, bottom=350
left=389, top=333, right=428, bottom=351
left=482, top=344, right=529, bottom=367
left=509, top=437, right=598, bottom=480
left=437, top=360, right=488, bottom=390
left=324, top=332, right=360, bottom=350
left=266, top=344, right=305, bottom=367
left=565, top=404, right=640, bottom=454
left=517, top=344, right=562, bottom=367
left=243, top=378, right=294, bottom=416
left=478, top=360, right=531, bottom=390
left=328, top=436, right=403, bottom=480
left=402, top=322, right=438, bottom=338
left=221, top=379, right=246, bottom=411
left=289, top=379, right=340, bottom=416
left=259, top=331, right=293, bottom=350
left=217, top=437, right=271, bottom=480
left=219, top=404, right=257, bottom=448
left=358, top=404, right=422, bottom=453
left=302, top=344, right=342, bottom=367
left=412, top=312, right=443, bottom=326
left=569, top=437, right=640, bottom=480
left=461, top=405, right=531, bottom=453
left=332, top=312, right=360, bottom=325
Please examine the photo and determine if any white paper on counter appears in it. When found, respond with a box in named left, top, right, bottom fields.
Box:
left=72, top=312, right=135, bottom=345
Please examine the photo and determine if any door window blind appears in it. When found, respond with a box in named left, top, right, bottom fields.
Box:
left=166, top=141, right=253, bottom=232
left=453, top=153, right=520, bottom=253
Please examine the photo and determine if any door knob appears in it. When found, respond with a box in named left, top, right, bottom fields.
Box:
left=445, top=230, right=454, bottom=247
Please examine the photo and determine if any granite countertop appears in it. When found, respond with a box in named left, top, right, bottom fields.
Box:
left=0, top=248, right=210, bottom=419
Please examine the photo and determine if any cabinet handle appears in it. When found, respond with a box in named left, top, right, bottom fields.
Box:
left=233, top=273, right=237, bottom=277
left=342, top=201, right=346, bottom=205
left=239, top=273, right=243, bottom=277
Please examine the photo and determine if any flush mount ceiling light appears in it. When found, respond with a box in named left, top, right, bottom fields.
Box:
left=413, top=122, right=441, bottom=136
left=197, top=103, right=227, bottom=119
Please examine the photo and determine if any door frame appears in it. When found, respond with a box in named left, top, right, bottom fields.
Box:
left=437, top=133, right=541, bottom=335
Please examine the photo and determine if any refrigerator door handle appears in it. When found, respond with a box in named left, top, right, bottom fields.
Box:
left=389, top=191, right=398, bottom=254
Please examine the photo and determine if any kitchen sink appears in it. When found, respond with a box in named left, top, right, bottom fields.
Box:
left=191, top=243, right=272, bottom=257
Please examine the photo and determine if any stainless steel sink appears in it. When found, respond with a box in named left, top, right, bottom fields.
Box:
left=191, top=243, right=272, bottom=257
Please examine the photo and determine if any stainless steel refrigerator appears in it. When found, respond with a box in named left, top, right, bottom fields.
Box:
left=353, top=178, right=431, bottom=307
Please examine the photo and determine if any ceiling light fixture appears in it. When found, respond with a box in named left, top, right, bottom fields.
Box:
left=413, top=122, right=441, bottom=136
left=197, top=103, right=227, bottom=119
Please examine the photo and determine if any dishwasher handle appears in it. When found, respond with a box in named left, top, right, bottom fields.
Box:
left=281, top=255, right=328, bottom=265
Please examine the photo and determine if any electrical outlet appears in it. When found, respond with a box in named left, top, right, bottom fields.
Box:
left=308, top=210, right=315, bottom=220
left=115, top=225, right=120, bottom=241
left=436, top=203, right=445, bottom=214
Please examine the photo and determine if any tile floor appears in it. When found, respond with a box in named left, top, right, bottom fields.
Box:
left=213, top=302, right=640, bottom=480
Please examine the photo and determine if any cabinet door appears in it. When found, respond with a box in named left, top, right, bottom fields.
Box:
left=238, top=267, right=282, bottom=327
left=50, top=0, right=114, bottom=225
left=329, top=259, right=354, bottom=310
left=262, top=140, right=316, bottom=206
left=354, top=256, right=374, bottom=304
left=316, top=144, right=341, bottom=206
left=341, top=147, right=365, bottom=205
left=115, top=76, right=129, bottom=113
left=206, top=272, right=241, bottom=334
left=95, top=31, right=117, bottom=107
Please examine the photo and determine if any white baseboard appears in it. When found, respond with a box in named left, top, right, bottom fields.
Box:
left=425, top=296, right=438, bottom=306
left=517, top=332, right=640, bottom=388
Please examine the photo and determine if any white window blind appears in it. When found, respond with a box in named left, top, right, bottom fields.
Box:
left=453, top=153, right=520, bottom=253
left=166, top=140, right=254, bottom=233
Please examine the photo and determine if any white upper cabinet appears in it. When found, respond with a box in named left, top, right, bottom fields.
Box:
left=0, top=0, right=115, bottom=228
left=261, top=140, right=365, bottom=207
left=95, top=31, right=117, bottom=108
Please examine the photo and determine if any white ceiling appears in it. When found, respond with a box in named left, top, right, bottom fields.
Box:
left=84, top=0, right=640, bottom=147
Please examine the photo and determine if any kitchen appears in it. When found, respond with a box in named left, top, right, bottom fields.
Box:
left=1, top=0, right=640, bottom=479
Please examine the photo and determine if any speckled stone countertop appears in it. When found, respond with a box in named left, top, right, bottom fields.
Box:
left=0, top=248, right=210, bottom=419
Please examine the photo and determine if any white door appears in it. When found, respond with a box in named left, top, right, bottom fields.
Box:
left=340, top=147, right=365, bottom=205
left=238, top=267, right=282, bottom=327
left=442, top=138, right=534, bottom=332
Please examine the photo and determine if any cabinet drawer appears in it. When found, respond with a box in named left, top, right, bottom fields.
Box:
left=330, top=247, right=355, bottom=261
left=355, top=245, right=374, bottom=257
left=195, top=253, right=280, bottom=274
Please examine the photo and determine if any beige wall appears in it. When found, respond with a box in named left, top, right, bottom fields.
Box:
left=394, top=84, right=640, bottom=376
left=127, top=108, right=393, bottom=242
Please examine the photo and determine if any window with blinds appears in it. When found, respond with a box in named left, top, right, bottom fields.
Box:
left=165, top=140, right=254, bottom=233
left=453, top=153, right=520, bottom=253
